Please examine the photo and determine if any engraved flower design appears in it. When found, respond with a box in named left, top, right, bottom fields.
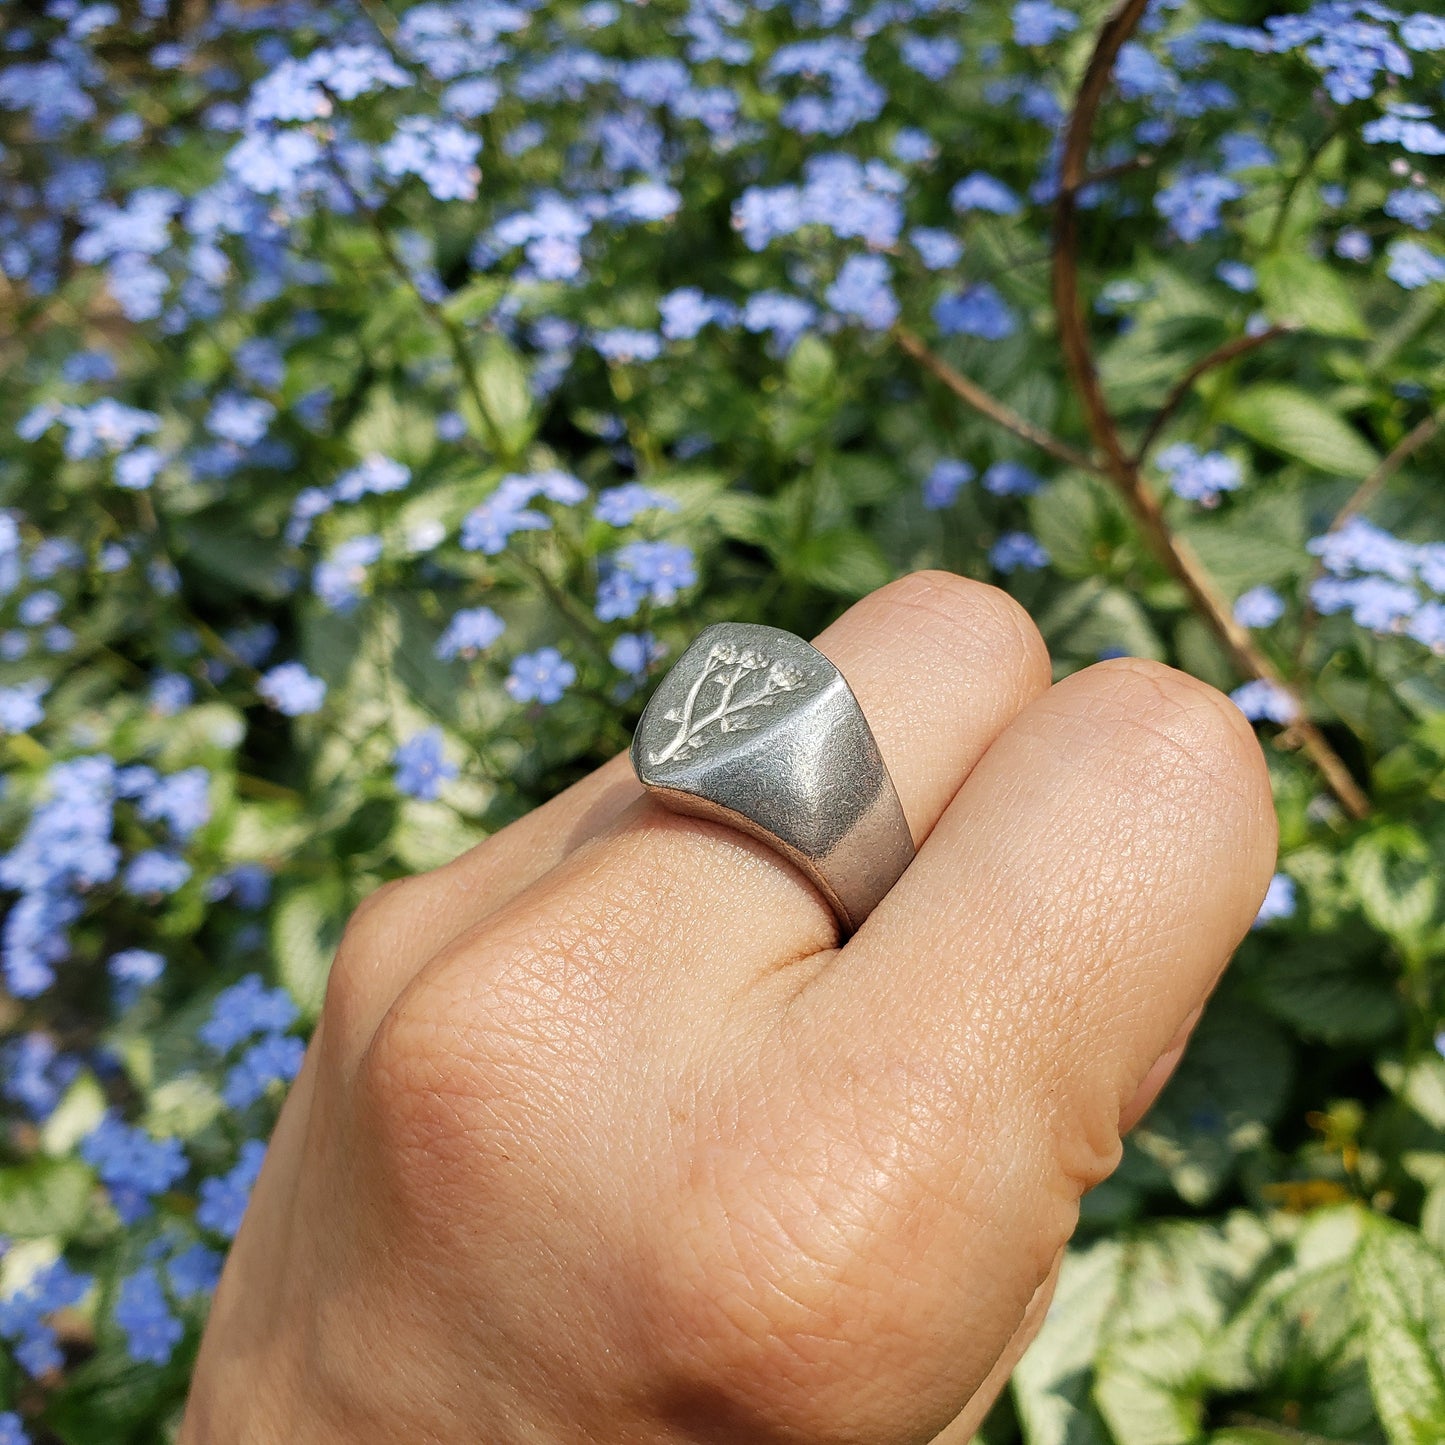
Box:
left=647, top=640, right=808, bottom=765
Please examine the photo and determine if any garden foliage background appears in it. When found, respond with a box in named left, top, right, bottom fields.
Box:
left=1, top=0, right=1444, bottom=1439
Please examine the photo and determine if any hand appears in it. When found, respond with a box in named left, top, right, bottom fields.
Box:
left=181, top=572, right=1276, bottom=1445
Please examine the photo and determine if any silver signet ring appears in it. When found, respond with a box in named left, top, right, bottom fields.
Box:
left=630, top=622, right=916, bottom=935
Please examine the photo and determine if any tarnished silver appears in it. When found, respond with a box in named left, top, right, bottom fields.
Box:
left=630, top=622, right=915, bottom=935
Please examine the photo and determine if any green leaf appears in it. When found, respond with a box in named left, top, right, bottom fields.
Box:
left=1256, top=253, right=1369, bottom=340
left=0, top=1158, right=93, bottom=1240
left=1131, top=999, right=1293, bottom=1205
left=787, top=528, right=892, bottom=598
left=1224, top=385, right=1380, bottom=476
left=1355, top=1216, right=1445, bottom=1445
left=466, top=335, right=537, bottom=458
left=1012, top=1239, right=1122, bottom=1445
left=1090, top=1217, right=1277, bottom=1445
left=1255, top=944, right=1401, bottom=1044
left=1345, top=825, right=1439, bottom=955
left=271, top=878, right=347, bottom=1022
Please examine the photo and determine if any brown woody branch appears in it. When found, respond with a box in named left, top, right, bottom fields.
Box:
left=1325, top=412, right=1440, bottom=537
left=1133, top=325, right=1299, bottom=467
left=894, top=325, right=1101, bottom=476
left=1048, top=0, right=1369, bottom=819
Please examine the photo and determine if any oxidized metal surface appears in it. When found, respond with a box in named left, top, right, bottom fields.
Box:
left=631, top=622, right=915, bottom=935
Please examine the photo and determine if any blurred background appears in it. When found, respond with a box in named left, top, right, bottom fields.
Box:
left=0, top=0, right=1443, bottom=1440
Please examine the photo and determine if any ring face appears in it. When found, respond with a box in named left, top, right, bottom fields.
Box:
left=631, top=622, right=915, bottom=935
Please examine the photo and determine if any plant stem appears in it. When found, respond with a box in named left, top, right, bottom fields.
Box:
left=1133, top=325, right=1299, bottom=466
left=893, top=325, right=1101, bottom=475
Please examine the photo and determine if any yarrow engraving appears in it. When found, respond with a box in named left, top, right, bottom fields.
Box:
left=647, top=642, right=807, bottom=765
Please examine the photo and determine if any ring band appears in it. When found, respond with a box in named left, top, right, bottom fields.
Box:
left=631, top=622, right=915, bottom=935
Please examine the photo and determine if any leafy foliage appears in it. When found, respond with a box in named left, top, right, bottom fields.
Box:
left=0, top=0, right=1443, bottom=1440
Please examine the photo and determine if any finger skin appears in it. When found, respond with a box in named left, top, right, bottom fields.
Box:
left=639, top=659, right=1276, bottom=1442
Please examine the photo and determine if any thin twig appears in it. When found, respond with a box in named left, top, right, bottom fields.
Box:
left=1081, top=152, right=1156, bottom=188
left=319, top=124, right=509, bottom=458
left=1133, top=325, right=1299, bottom=466
left=1050, top=0, right=1370, bottom=820
left=1297, top=412, right=1442, bottom=651
left=1325, top=412, right=1440, bottom=537
left=894, top=325, right=1102, bottom=476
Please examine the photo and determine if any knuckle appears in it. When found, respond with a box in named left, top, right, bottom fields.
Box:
left=319, top=877, right=419, bottom=1036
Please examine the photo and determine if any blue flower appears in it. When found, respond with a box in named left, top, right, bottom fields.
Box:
left=313, top=534, right=383, bottom=613
left=1216, top=261, right=1257, bottom=293
left=197, top=1139, right=267, bottom=1239
left=0, top=1410, right=29, bottom=1445
left=109, top=947, right=165, bottom=996
left=1218, top=132, right=1274, bottom=173
left=1334, top=227, right=1372, bottom=262
left=900, top=34, right=962, bottom=80
left=825, top=254, right=899, bottom=330
left=1233, top=586, right=1285, bottom=628
left=949, top=172, right=1022, bottom=216
left=166, top=1243, right=223, bottom=1300
left=1252, top=872, right=1296, bottom=928
left=933, top=284, right=1017, bottom=340
left=136, top=766, right=211, bottom=840
left=0, top=680, right=47, bottom=734
left=610, top=631, right=661, bottom=679
left=1229, top=679, right=1299, bottom=724
left=990, top=531, right=1050, bottom=572
left=1408, top=601, right=1445, bottom=650
left=1386, top=239, right=1445, bottom=289
left=740, top=292, right=817, bottom=352
left=766, top=38, right=884, bottom=137
left=594, top=483, right=680, bottom=526
left=332, top=454, right=411, bottom=502
left=892, top=127, right=937, bottom=164
left=1156, top=443, right=1243, bottom=505
left=380, top=116, right=482, bottom=202
left=1362, top=108, right=1445, bottom=156
left=122, top=849, right=191, bottom=897
left=149, top=672, right=193, bottom=715
left=1155, top=171, right=1244, bottom=243
left=594, top=328, right=663, bottom=363
left=82, top=1114, right=188, bottom=1224
left=982, top=461, right=1043, bottom=497
left=506, top=647, right=577, bottom=705
left=205, top=391, right=274, bottom=447
left=115, top=1268, right=183, bottom=1366
left=1384, top=187, right=1444, bottom=230
left=596, top=540, right=696, bottom=620
left=460, top=472, right=584, bottom=554
left=922, top=458, right=974, bottom=510
left=114, top=445, right=166, bottom=490
left=201, top=974, right=298, bottom=1053
left=393, top=728, right=458, bottom=801
left=659, top=288, right=733, bottom=341
left=435, top=605, right=506, bottom=661
left=910, top=228, right=963, bottom=270
left=17, top=590, right=60, bottom=627
left=1, top=1032, right=79, bottom=1121
left=221, top=1031, right=305, bottom=1108
left=1013, top=0, right=1077, bottom=47
left=258, top=662, right=326, bottom=716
